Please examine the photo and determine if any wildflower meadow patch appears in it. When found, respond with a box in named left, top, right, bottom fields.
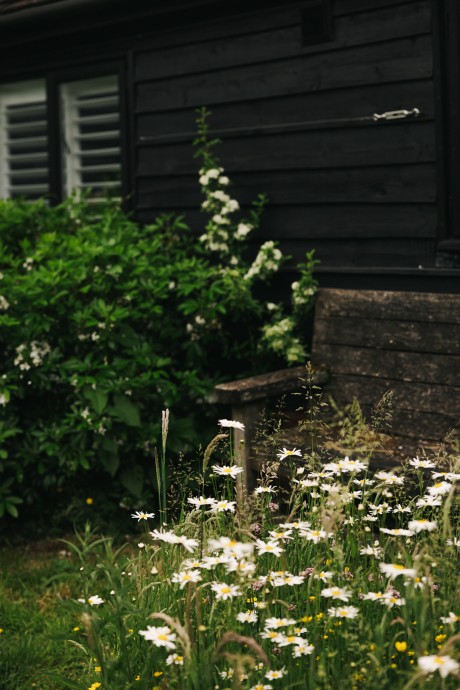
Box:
left=62, top=412, right=459, bottom=690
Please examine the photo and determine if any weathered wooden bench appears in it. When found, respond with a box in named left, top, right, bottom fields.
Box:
left=215, top=288, right=460, bottom=486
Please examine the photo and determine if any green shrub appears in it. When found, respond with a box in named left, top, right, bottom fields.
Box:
left=0, top=109, right=317, bottom=521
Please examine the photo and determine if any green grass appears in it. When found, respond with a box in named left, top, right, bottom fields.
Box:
left=0, top=540, right=89, bottom=689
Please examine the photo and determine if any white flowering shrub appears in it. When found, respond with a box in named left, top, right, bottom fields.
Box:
left=0, top=111, right=317, bottom=523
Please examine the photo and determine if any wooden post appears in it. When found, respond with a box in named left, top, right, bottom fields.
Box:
left=215, top=366, right=329, bottom=494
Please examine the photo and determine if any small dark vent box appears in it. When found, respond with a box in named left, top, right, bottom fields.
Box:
left=300, top=0, right=333, bottom=46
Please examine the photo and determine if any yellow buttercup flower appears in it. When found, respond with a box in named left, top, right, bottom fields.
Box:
left=86, top=497, right=94, bottom=505
left=395, top=641, right=407, bottom=652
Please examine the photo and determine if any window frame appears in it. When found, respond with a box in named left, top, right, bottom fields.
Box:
left=47, top=60, right=129, bottom=206
left=0, top=59, right=130, bottom=207
left=0, top=78, right=49, bottom=200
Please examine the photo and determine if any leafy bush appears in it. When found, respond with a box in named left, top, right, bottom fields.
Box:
left=0, top=109, right=317, bottom=520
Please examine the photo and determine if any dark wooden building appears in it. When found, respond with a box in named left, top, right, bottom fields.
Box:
left=1, top=0, right=459, bottom=438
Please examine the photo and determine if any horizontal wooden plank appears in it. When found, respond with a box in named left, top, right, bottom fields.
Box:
left=136, top=36, right=432, bottom=113
left=314, top=344, right=460, bottom=386
left=137, top=80, right=435, bottom=140
left=134, top=3, right=309, bottom=52
left=347, top=404, right=459, bottom=441
left=215, top=366, right=328, bottom=404
left=326, top=374, right=460, bottom=417
left=135, top=1, right=430, bottom=81
left=387, top=409, right=460, bottom=440
left=335, top=0, right=415, bottom=15
left=280, top=238, right=436, bottom=268
left=136, top=164, right=436, bottom=208
left=313, top=316, right=460, bottom=354
left=137, top=121, right=435, bottom=176
left=314, top=288, right=460, bottom=323
left=148, top=204, right=437, bottom=240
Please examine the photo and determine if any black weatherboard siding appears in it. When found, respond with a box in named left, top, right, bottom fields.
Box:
left=0, top=0, right=458, bottom=291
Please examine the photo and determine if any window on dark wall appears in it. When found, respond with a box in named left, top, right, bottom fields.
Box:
left=0, top=72, right=123, bottom=204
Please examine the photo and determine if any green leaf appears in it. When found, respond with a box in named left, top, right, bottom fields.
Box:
left=100, top=438, right=120, bottom=477
left=82, top=387, right=108, bottom=415
left=5, top=502, right=19, bottom=518
left=110, top=394, right=141, bottom=427
left=120, top=467, right=144, bottom=498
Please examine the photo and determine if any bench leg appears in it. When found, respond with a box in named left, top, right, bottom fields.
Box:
left=231, top=401, right=265, bottom=498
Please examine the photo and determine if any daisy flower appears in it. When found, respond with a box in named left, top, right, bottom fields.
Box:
left=379, top=563, right=417, bottom=579
left=274, top=633, right=306, bottom=647
left=255, top=540, right=284, bottom=557
left=323, top=458, right=367, bottom=474
left=208, top=537, right=254, bottom=559
left=268, top=529, right=293, bottom=542
left=418, top=654, right=460, bottom=678
left=166, top=653, right=184, bottom=665
left=131, top=510, right=155, bottom=521
left=293, top=642, right=315, bottom=657
left=138, top=625, right=177, bottom=649
left=263, top=617, right=296, bottom=629
left=428, top=481, right=452, bottom=496
left=300, top=528, right=333, bottom=543
left=362, top=591, right=384, bottom=601
left=87, top=595, right=104, bottom=606
left=277, top=448, right=302, bottom=461
left=279, top=520, right=311, bottom=530
left=211, top=582, right=242, bottom=600
left=416, top=494, right=442, bottom=507
left=212, top=464, right=244, bottom=479
left=218, top=419, right=245, bottom=430
left=265, top=668, right=286, bottom=680
left=254, top=486, right=276, bottom=494
left=380, top=592, right=406, bottom=608
left=408, top=519, right=437, bottom=533
left=375, top=471, right=405, bottom=485
left=379, top=528, right=414, bottom=537
left=360, top=544, right=384, bottom=559
left=320, top=586, right=352, bottom=602
left=187, top=496, right=218, bottom=508
left=261, top=629, right=281, bottom=641
left=432, top=471, right=460, bottom=481
left=440, top=612, right=459, bottom=624
left=225, top=558, right=256, bottom=576
left=327, top=605, right=360, bottom=619
left=250, top=685, right=273, bottom=690
left=236, top=611, right=258, bottom=623
left=314, top=570, right=333, bottom=582
left=271, top=573, right=304, bottom=587
left=392, top=503, right=412, bottom=514
left=171, top=570, right=202, bottom=588
left=210, top=499, right=237, bottom=513
left=409, top=457, right=436, bottom=469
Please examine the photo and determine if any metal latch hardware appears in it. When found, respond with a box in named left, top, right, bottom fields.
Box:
left=373, top=108, right=420, bottom=121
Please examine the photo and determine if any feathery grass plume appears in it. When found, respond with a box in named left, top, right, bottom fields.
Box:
left=213, top=631, right=270, bottom=668
left=203, top=433, right=228, bottom=474
left=371, top=389, right=394, bottom=434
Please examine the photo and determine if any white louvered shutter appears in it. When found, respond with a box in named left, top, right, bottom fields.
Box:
left=0, top=80, right=49, bottom=200
left=60, top=75, right=121, bottom=202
